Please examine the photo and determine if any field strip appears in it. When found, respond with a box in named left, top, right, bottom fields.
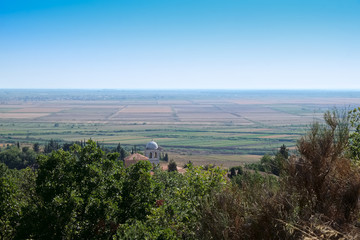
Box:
left=107, top=105, right=127, bottom=119
left=0, top=113, right=50, bottom=119
left=169, top=153, right=262, bottom=167
left=258, top=134, right=298, bottom=139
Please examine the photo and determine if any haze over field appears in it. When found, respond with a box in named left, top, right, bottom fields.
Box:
left=1, top=0, right=359, bottom=89
left=0, top=89, right=359, bottom=166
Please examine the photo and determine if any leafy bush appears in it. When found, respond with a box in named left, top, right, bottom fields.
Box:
left=228, top=165, right=243, bottom=178
left=167, top=160, right=177, bottom=172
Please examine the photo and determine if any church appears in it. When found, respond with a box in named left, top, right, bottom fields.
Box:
left=124, top=140, right=162, bottom=167
left=144, top=140, right=162, bottom=165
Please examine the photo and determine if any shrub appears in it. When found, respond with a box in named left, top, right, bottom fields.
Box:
left=228, top=165, right=243, bottom=178
left=167, top=160, right=177, bottom=172
left=285, top=110, right=360, bottom=224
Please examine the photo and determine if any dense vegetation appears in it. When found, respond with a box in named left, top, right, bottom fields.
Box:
left=1, top=108, right=360, bottom=239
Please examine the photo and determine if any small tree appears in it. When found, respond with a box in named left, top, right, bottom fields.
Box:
left=168, top=160, right=177, bottom=172
left=44, top=139, right=60, bottom=153
left=183, top=160, right=193, bottom=168
left=33, top=143, right=40, bottom=153
left=228, top=166, right=243, bottom=178
left=278, top=144, right=289, bottom=159
left=114, top=143, right=127, bottom=160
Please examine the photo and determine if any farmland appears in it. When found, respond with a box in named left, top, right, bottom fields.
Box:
left=1, top=89, right=359, bottom=167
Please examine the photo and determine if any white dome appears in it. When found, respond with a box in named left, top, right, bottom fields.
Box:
left=146, top=141, right=158, bottom=150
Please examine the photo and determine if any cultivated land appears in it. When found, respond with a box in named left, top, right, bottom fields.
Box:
left=1, top=89, right=360, bottom=167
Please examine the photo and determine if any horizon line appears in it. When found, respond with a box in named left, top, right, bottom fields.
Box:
left=1, top=88, right=360, bottom=91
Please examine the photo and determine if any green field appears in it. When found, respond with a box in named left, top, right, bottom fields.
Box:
left=1, top=89, right=359, bottom=166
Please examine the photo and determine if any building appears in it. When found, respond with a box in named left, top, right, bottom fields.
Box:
left=123, top=153, right=149, bottom=167
left=123, top=140, right=163, bottom=167
left=144, top=140, right=161, bottom=165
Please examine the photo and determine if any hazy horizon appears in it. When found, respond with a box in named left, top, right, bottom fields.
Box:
left=1, top=88, right=360, bottom=91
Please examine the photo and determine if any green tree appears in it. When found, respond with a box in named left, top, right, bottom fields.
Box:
left=0, top=163, right=35, bottom=240
left=228, top=165, right=243, bottom=178
left=167, top=160, right=177, bottom=172
left=118, top=165, right=227, bottom=238
left=44, top=139, right=61, bottom=154
left=349, top=107, right=360, bottom=163
left=0, top=145, right=37, bottom=169
left=119, top=160, right=156, bottom=223
left=114, top=143, right=127, bottom=160
left=278, top=144, right=289, bottom=160
left=0, top=163, right=21, bottom=239
left=33, top=143, right=40, bottom=153
left=259, top=145, right=289, bottom=176
left=18, top=140, right=124, bottom=239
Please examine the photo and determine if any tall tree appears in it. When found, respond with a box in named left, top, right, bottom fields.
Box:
left=18, top=140, right=124, bottom=239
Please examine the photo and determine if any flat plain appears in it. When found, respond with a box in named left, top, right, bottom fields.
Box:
left=1, top=89, right=359, bottom=167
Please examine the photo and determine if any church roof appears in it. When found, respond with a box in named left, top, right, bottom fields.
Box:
left=124, top=153, right=149, bottom=167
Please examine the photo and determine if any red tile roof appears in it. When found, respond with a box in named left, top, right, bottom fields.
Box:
left=124, top=153, right=149, bottom=167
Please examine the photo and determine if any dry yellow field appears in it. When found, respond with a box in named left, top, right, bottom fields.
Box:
left=119, top=105, right=173, bottom=113
left=169, top=153, right=261, bottom=168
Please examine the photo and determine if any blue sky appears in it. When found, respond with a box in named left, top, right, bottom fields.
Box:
left=0, top=0, right=359, bottom=89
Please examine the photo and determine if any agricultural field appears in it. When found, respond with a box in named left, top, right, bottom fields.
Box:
left=0, top=89, right=360, bottom=166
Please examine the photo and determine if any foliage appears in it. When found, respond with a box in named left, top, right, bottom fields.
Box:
left=162, top=153, right=169, bottom=162
left=245, top=145, right=289, bottom=176
left=33, top=142, right=40, bottom=153
left=278, top=144, right=289, bottom=159
left=17, top=140, right=125, bottom=239
left=114, top=143, right=127, bottom=160
left=260, top=153, right=284, bottom=176
left=0, top=163, right=36, bottom=240
left=183, top=160, right=193, bottom=168
left=119, top=160, right=156, bottom=223
left=43, top=139, right=61, bottom=153
left=115, top=220, right=177, bottom=240
left=121, top=165, right=227, bottom=239
left=0, top=163, right=20, bottom=240
left=0, top=145, right=37, bottom=169
left=167, top=160, right=177, bottom=172
left=198, top=172, right=289, bottom=240
left=244, top=162, right=266, bottom=172
left=228, top=165, right=243, bottom=178
left=197, top=109, right=360, bottom=239
left=286, top=109, right=360, bottom=223
left=349, top=107, right=360, bottom=163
